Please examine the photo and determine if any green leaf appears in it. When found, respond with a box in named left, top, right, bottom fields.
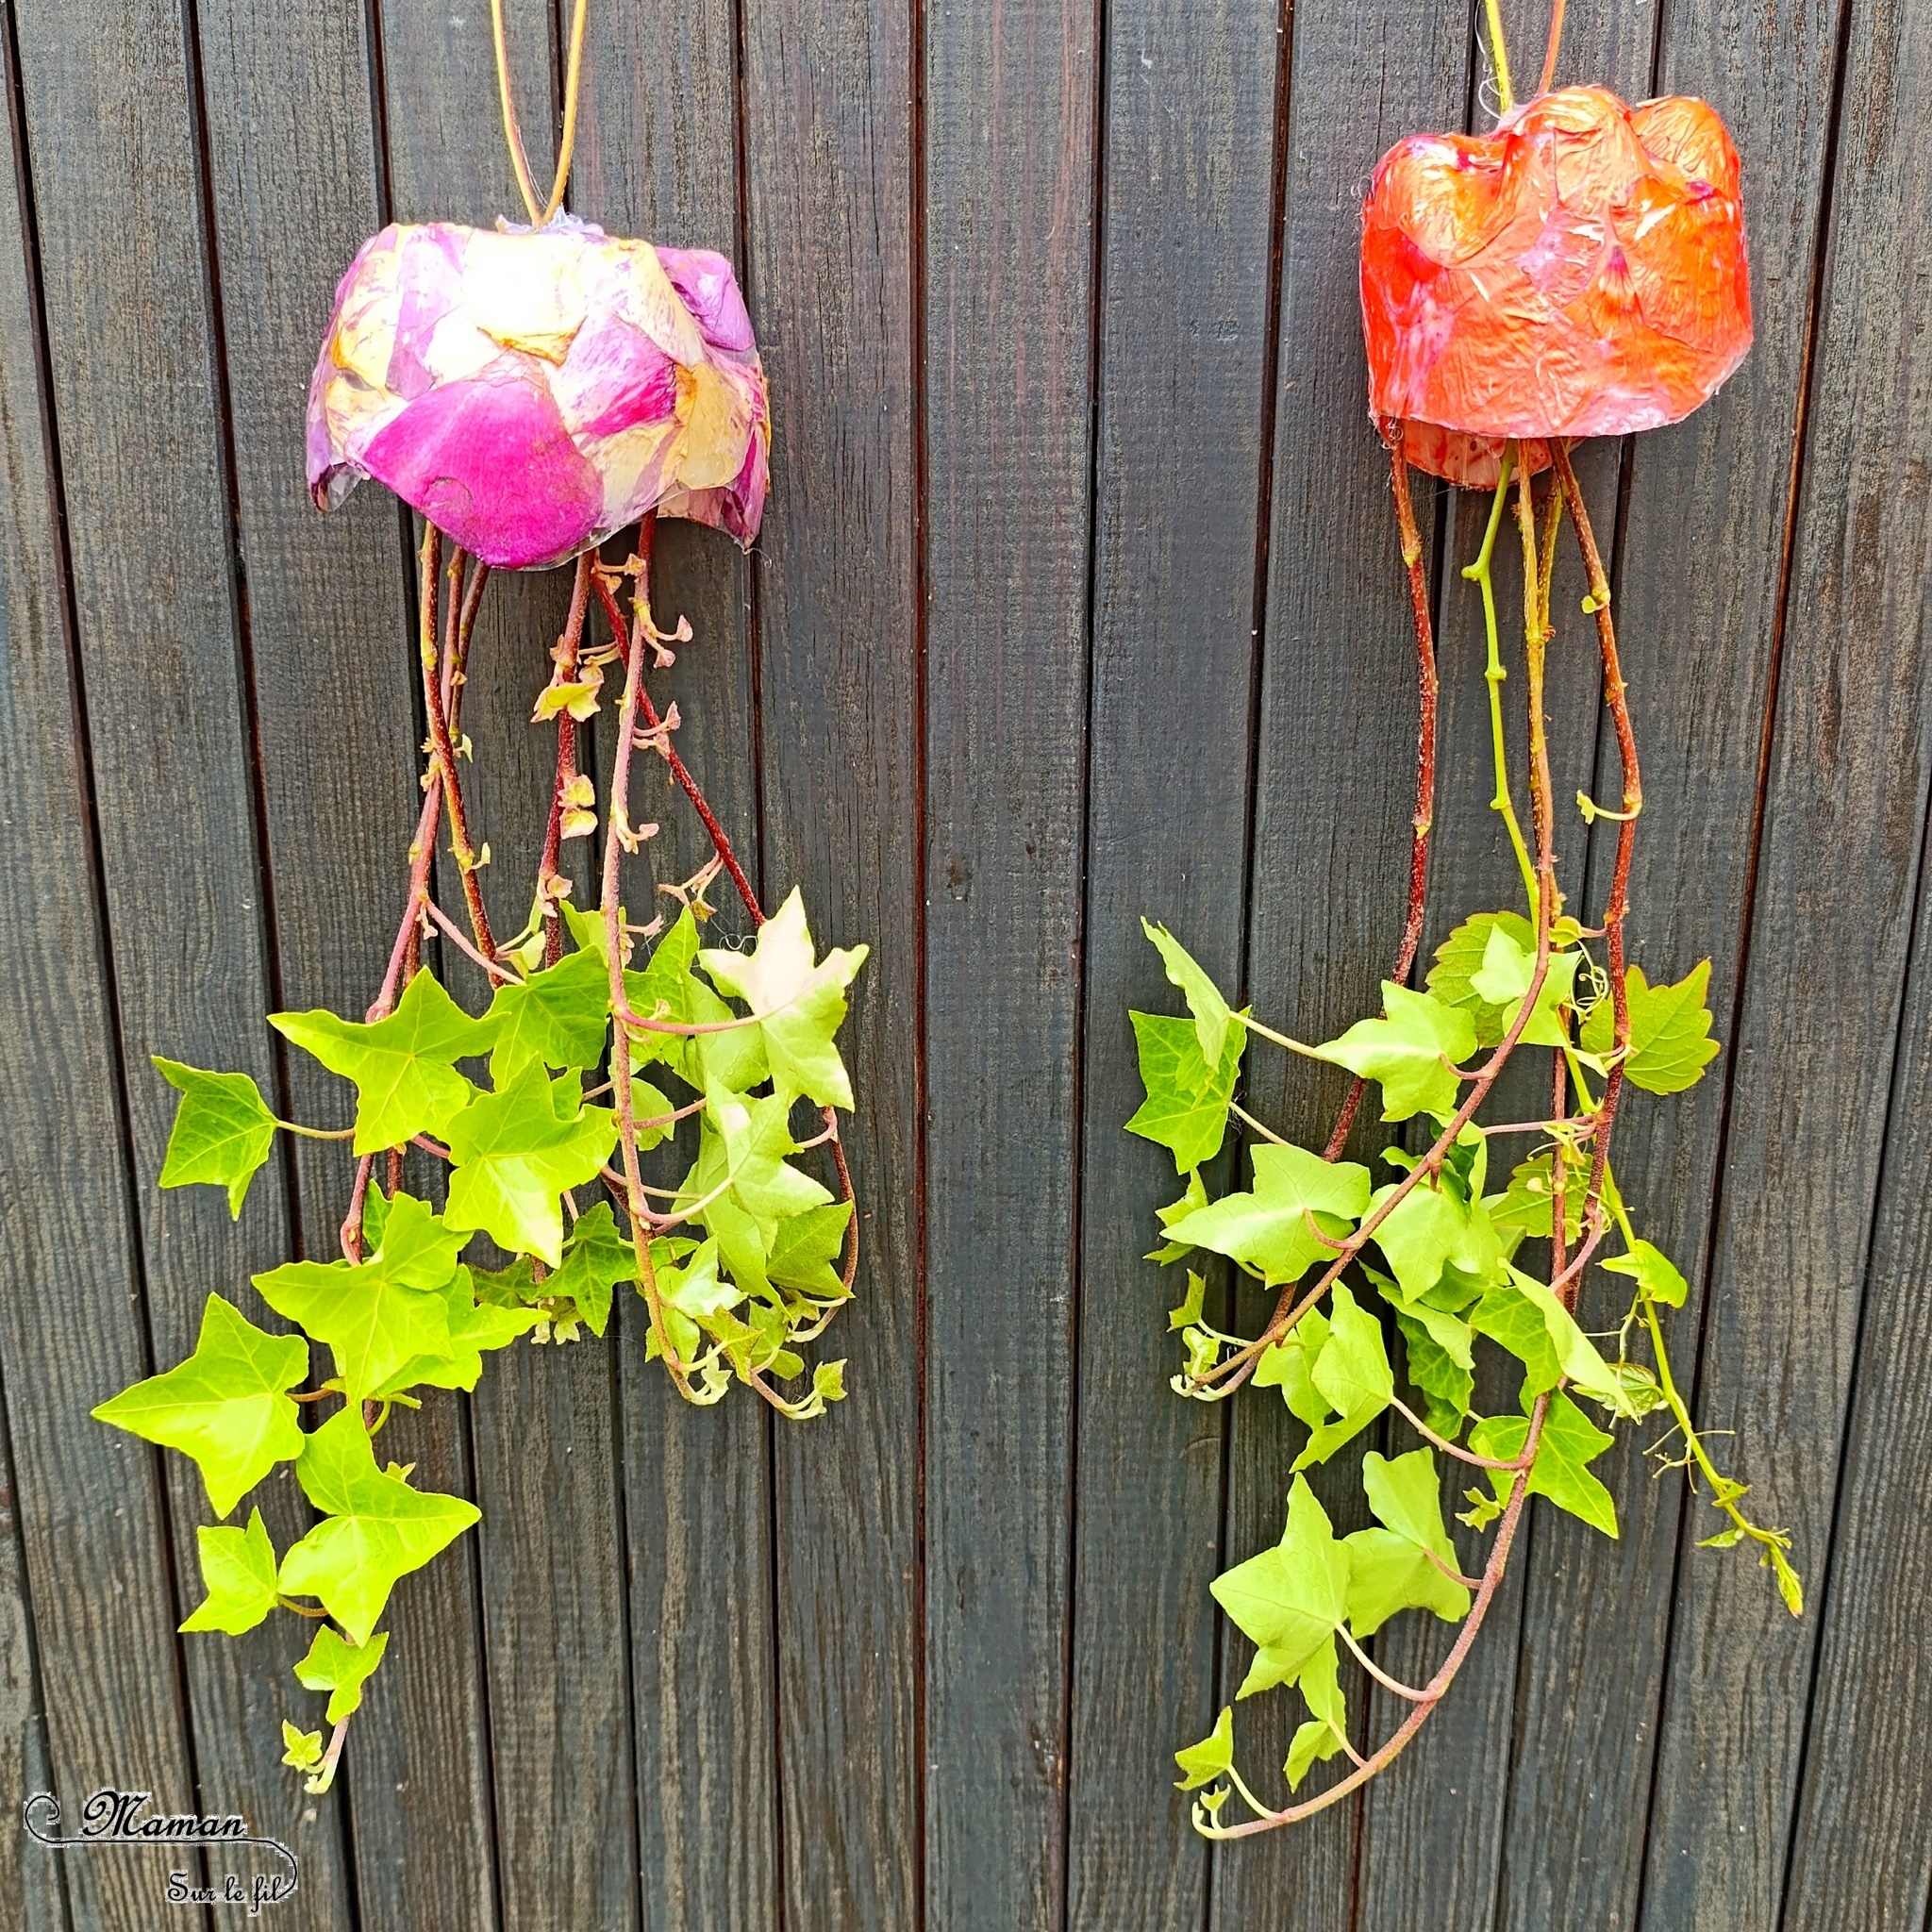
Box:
left=699, top=889, right=868, bottom=1108
left=179, top=1507, right=279, bottom=1635
left=1174, top=1706, right=1235, bottom=1791
left=1491, top=1150, right=1586, bottom=1249
left=281, top=1723, right=324, bottom=1773
left=485, top=946, right=609, bottom=1083
left=625, top=909, right=767, bottom=1093
left=1428, top=912, right=1537, bottom=1047
left=153, top=1058, right=279, bottom=1217
left=1394, top=1308, right=1474, bottom=1435
left=1296, top=1283, right=1393, bottom=1469
left=766, top=1201, right=854, bottom=1301
left=1164, top=1143, right=1371, bottom=1287
left=680, top=1085, right=833, bottom=1300
left=1369, top=1170, right=1507, bottom=1303
left=376, top=1267, right=546, bottom=1395
left=1473, top=1267, right=1628, bottom=1412
left=278, top=1408, right=480, bottom=1645
left=1168, top=1271, right=1208, bottom=1333
left=1125, top=1011, right=1244, bottom=1174
left=1147, top=1171, right=1211, bottom=1264
left=253, top=1192, right=467, bottom=1405
left=1579, top=960, right=1721, bottom=1094
left=1467, top=925, right=1582, bottom=1048
left=1602, top=1239, right=1688, bottom=1308
left=1284, top=1637, right=1350, bottom=1790
left=545, top=1200, right=635, bottom=1336
left=1141, top=919, right=1235, bottom=1064
left=1211, top=1474, right=1350, bottom=1697
left=653, top=1238, right=747, bottom=1358
left=1315, top=983, right=1476, bottom=1122
left=1469, top=1391, right=1619, bottom=1539
left=1342, top=1449, right=1470, bottom=1636
left=92, top=1295, right=308, bottom=1518
left=273, top=971, right=496, bottom=1156
left=443, top=1060, right=618, bottom=1267
left=294, top=1624, right=391, bottom=1724
left=629, top=1077, right=676, bottom=1153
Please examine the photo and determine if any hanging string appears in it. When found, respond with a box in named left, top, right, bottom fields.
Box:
left=490, top=0, right=592, bottom=227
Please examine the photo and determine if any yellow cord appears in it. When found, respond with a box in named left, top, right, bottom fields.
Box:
left=491, top=0, right=592, bottom=228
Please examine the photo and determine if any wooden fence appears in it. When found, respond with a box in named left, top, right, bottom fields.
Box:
left=2, top=0, right=1927, bottom=1925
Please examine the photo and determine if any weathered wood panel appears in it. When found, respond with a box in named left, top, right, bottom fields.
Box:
left=577, top=7, right=782, bottom=1932
left=1640, top=0, right=1932, bottom=1924
left=922, top=0, right=1099, bottom=1925
left=1065, top=0, right=1282, bottom=1925
left=739, top=3, right=924, bottom=1927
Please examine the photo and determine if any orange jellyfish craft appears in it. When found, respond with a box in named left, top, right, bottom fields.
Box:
left=1360, top=84, right=1752, bottom=487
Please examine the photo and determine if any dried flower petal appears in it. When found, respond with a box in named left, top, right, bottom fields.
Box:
left=1360, top=86, right=1752, bottom=486
left=308, top=217, right=768, bottom=569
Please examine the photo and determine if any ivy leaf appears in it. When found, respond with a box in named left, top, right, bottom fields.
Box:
left=1297, top=1283, right=1393, bottom=1469
left=1369, top=1171, right=1507, bottom=1303
left=1603, top=1239, right=1688, bottom=1308
left=376, top=1268, right=546, bottom=1395
left=278, top=1408, right=481, bottom=1645
left=1315, top=983, right=1475, bottom=1122
left=766, top=1201, right=854, bottom=1301
left=179, top=1507, right=279, bottom=1635
left=253, top=1192, right=466, bottom=1405
left=153, top=1058, right=279, bottom=1217
left=1163, top=1143, right=1371, bottom=1286
left=1467, top=926, right=1581, bottom=1048
left=630, top=1077, right=676, bottom=1153
left=1125, top=1011, right=1244, bottom=1174
left=281, top=1723, right=324, bottom=1773
left=443, top=1060, right=618, bottom=1267
left=1212, top=1475, right=1350, bottom=1698
left=1343, top=1449, right=1470, bottom=1636
left=273, top=971, right=496, bottom=1156
left=1168, top=1271, right=1208, bottom=1333
left=699, top=889, right=869, bottom=1109
left=1469, top=1391, right=1618, bottom=1539
left=544, top=1200, right=635, bottom=1337
left=1394, top=1308, right=1474, bottom=1436
left=294, top=1624, right=391, bottom=1724
left=1473, top=1267, right=1628, bottom=1412
left=1491, top=1149, right=1586, bottom=1249
left=1174, top=1705, right=1235, bottom=1791
left=653, top=1238, right=748, bottom=1359
left=485, top=946, right=609, bottom=1083
left=1579, top=960, right=1721, bottom=1094
left=92, top=1295, right=308, bottom=1518
left=1141, top=919, right=1235, bottom=1064
left=1284, top=1636, right=1350, bottom=1790
left=1147, top=1171, right=1211, bottom=1264
left=625, top=909, right=767, bottom=1093
left=680, top=1085, right=833, bottom=1300
left=1253, top=1309, right=1330, bottom=1433
left=1428, top=911, right=1536, bottom=1047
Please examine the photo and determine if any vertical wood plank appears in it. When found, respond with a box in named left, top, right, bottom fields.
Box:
left=1638, top=0, right=1931, bottom=1922
left=1477, top=3, right=1847, bottom=1928
left=1064, top=0, right=1281, bottom=1925
left=1212, top=8, right=1471, bottom=1927
left=365, top=4, right=637, bottom=1932
left=923, top=1, right=1099, bottom=1926
left=577, top=7, right=778, bottom=1926
left=6, top=0, right=349, bottom=1924
left=1778, top=785, right=1932, bottom=1931
left=740, top=0, right=923, bottom=1924
left=189, top=3, right=432, bottom=1925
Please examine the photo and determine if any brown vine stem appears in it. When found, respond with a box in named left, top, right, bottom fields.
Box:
left=601, top=518, right=695, bottom=1400
left=540, top=552, right=594, bottom=965
left=1551, top=442, right=1639, bottom=1225
left=418, top=525, right=497, bottom=962
left=589, top=563, right=860, bottom=1294
left=1324, top=425, right=1441, bottom=1160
